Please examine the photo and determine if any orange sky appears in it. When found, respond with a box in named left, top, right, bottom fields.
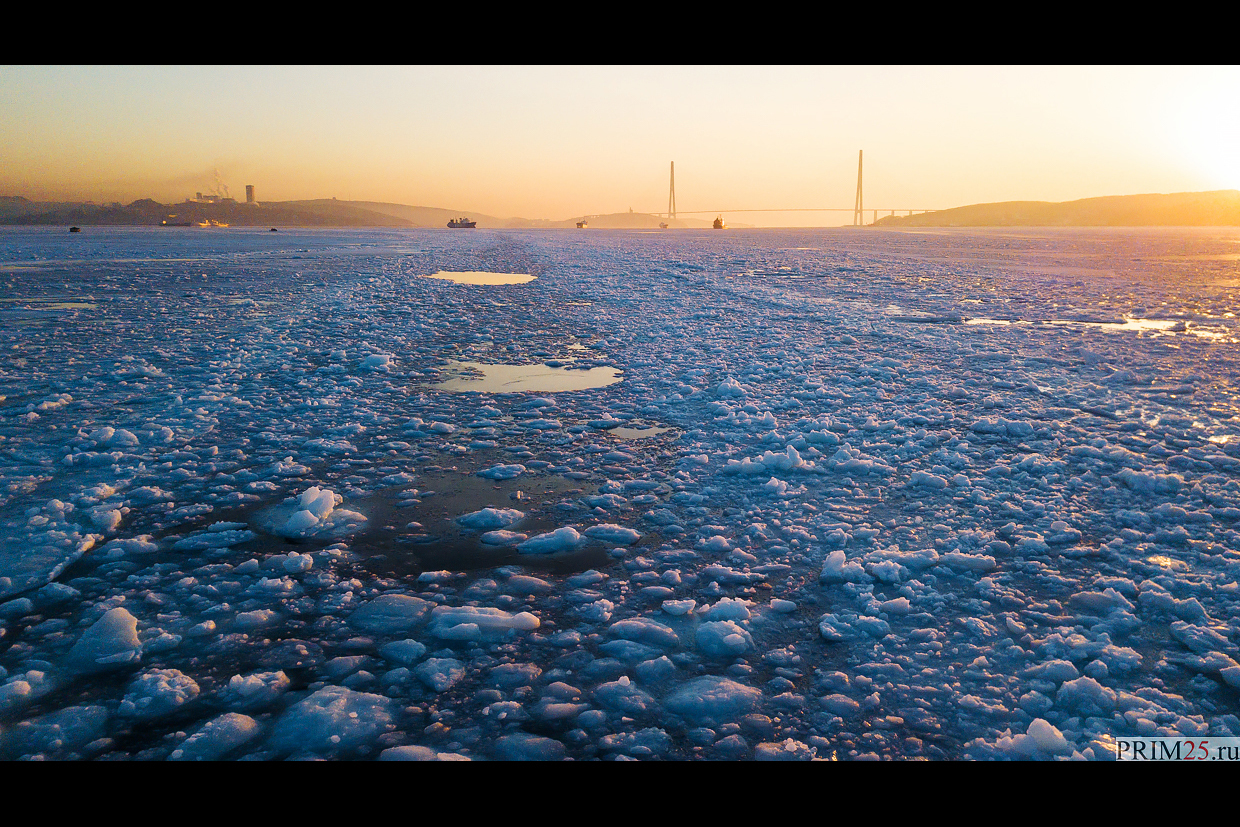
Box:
left=2, top=65, right=1237, bottom=226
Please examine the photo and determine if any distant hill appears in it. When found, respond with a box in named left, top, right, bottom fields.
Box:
left=0, top=196, right=86, bottom=219
left=0, top=198, right=413, bottom=228
left=280, top=199, right=505, bottom=228
left=876, top=190, right=1240, bottom=227
left=0, top=197, right=748, bottom=229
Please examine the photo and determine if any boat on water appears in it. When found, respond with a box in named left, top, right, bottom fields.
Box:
left=659, top=222, right=669, bottom=229
left=447, top=217, right=477, bottom=228
left=196, top=219, right=230, bottom=228
left=68, top=226, right=81, bottom=233
left=576, top=220, right=588, bottom=229
left=713, top=215, right=726, bottom=229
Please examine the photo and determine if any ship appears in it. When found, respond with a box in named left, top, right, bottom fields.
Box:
left=576, top=220, right=588, bottom=229
left=659, top=222, right=669, bottom=229
left=161, top=216, right=191, bottom=227
left=713, top=215, right=726, bottom=229
left=447, top=217, right=477, bottom=228
left=196, top=219, right=230, bottom=228
left=68, top=226, right=81, bottom=233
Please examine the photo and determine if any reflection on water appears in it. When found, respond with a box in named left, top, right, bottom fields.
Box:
left=1146, top=554, right=1189, bottom=571
left=41, top=302, right=95, bottom=311
left=965, top=316, right=1230, bottom=340
left=609, top=426, right=674, bottom=440
left=1159, top=253, right=1240, bottom=262
left=431, top=360, right=622, bottom=393
left=0, top=258, right=212, bottom=270
left=0, top=298, right=97, bottom=311
left=423, top=271, right=535, bottom=285
left=1051, top=318, right=1186, bottom=333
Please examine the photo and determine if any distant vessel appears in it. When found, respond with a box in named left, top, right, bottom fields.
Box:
left=713, top=215, right=726, bottom=229
left=447, top=217, right=477, bottom=228
left=161, top=217, right=191, bottom=227
left=68, top=226, right=80, bottom=233
left=196, top=219, right=230, bottom=228
left=659, top=222, right=669, bottom=229
left=576, top=220, right=588, bottom=229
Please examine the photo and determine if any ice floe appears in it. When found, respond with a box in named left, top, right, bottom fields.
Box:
left=5, top=226, right=1240, bottom=760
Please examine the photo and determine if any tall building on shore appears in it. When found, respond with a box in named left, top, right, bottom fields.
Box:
left=245, top=185, right=257, bottom=206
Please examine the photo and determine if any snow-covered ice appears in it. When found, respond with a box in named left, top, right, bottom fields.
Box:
left=4, top=225, right=1240, bottom=760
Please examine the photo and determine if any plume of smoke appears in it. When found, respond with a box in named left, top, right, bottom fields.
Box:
left=212, top=169, right=231, bottom=200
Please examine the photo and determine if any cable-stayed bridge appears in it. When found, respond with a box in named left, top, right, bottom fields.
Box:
left=655, top=153, right=936, bottom=226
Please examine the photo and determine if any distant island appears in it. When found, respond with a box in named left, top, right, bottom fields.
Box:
left=875, top=190, right=1240, bottom=227
left=15, top=190, right=1236, bottom=230
left=0, top=196, right=737, bottom=230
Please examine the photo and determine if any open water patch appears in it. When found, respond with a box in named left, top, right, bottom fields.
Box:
left=344, top=467, right=620, bottom=578
left=431, top=360, right=622, bottom=393
left=423, top=271, right=536, bottom=285
left=607, top=425, right=675, bottom=440
left=0, top=298, right=97, bottom=311
left=965, top=316, right=1230, bottom=340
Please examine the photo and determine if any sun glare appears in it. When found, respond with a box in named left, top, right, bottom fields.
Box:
left=1166, top=70, right=1240, bottom=190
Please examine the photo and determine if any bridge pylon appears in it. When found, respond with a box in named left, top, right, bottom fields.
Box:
left=853, top=150, right=864, bottom=226
left=668, top=161, right=676, bottom=220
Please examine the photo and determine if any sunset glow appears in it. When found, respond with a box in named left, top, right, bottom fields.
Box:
left=3, top=65, right=1237, bottom=224
left=5, top=67, right=1240, bottom=763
